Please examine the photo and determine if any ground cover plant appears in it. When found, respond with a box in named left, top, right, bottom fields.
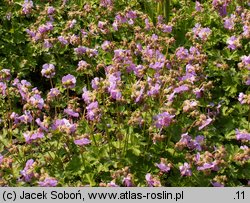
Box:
left=0, top=0, right=249, bottom=187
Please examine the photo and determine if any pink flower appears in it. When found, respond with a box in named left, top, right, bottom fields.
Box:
left=20, top=159, right=35, bottom=182
left=0, top=82, right=7, bottom=96
left=235, top=129, right=250, bottom=141
left=38, top=177, right=58, bottom=187
left=74, top=138, right=91, bottom=146
left=62, top=74, right=76, bottom=89
left=154, top=112, right=175, bottom=128
left=23, top=130, right=44, bottom=143
left=179, top=162, right=192, bottom=176
left=64, top=108, right=79, bottom=118
left=198, top=117, right=212, bottom=130
left=227, top=36, right=241, bottom=50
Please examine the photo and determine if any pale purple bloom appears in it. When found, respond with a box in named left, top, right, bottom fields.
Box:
left=132, top=65, right=144, bottom=77
left=62, top=74, right=76, bottom=89
left=224, top=14, right=236, bottom=30
left=127, top=19, right=134, bottom=25
left=10, top=112, right=19, bottom=124
left=145, top=173, right=154, bottom=187
left=81, top=29, right=88, bottom=37
left=135, top=86, right=145, bottom=103
left=91, top=77, right=100, bottom=90
left=198, top=117, right=212, bottom=130
left=241, top=55, right=250, bottom=70
left=147, top=83, right=161, bottom=96
left=38, top=177, right=58, bottom=187
left=242, top=25, right=250, bottom=38
left=113, top=49, right=129, bottom=63
left=177, top=133, right=204, bottom=151
left=12, top=78, right=20, bottom=86
left=0, top=154, right=3, bottom=165
left=211, top=182, right=224, bottom=187
left=212, top=0, right=228, bottom=17
left=157, top=15, right=164, bottom=24
left=22, top=0, right=33, bottom=15
left=195, top=1, right=202, bottom=12
left=156, top=162, right=171, bottom=173
left=123, top=175, right=133, bottom=187
left=149, top=61, right=165, bottom=70
left=64, top=108, right=79, bottom=118
left=16, top=80, right=31, bottom=101
left=198, top=27, right=211, bottom=40
left=227, top=36, right=240, bottom=50
left=38, top=22, right=53, bottom=34
left=161, top=25, right=172, bottom=33
left=107, top=181, right=119, bottom=187
left=100, top=0, right=113, bottom=8
left=112, top=21, right=118, bottom=31
left=28, top=94, right=44, bottom=109
left=168, top=92, right=176, bottom=102
left=69, top=34, right=79, bottom=45
left=115, top=14, right=127, bottom=24
left=88, top=48, right=98, bottom=57
left=193, top=87, right=204, bottom=98
left=148, top=49, right=165, bottom=70
left=58, top=36, right=68, bottom=45
left=23, top=130, right=44, bottom=143
left=101, top=41, right=111, bottom=51
left=197, top=161, right=219, bottom=171
left=240, top=145, right=248, bottom=150
left=192, top=23, right=211, bottom=41
left=145, top=173, right=161, bottom=187
left=126, top=10, right=137, bottom=19
left=74, top=46, right=87, bottom=55
left=86, top=101, right=101, bottom=121
left=43, top=39, right=52, bottom=48
left=98, top=21, right=106, bottom=29
left=0, top=69, right=11, bottom=81
left=18, top=110, right=33, bottom=124
left=179, top=162, right=192, bottom=176
left=180, top=64, right=197, bottom=83
left=47, top=88, right=60, bottom=99
left=74, top=138, right=91, bottom=146
left=107, top=71, right=122, bottom=100
left=238, top=92, right=246, bottom=104
left=47, top=6, right=55, bottom=15
left=20, top=159, right=35, bottom=182
left=36, top=118, right=49, bottom=132
left=219, top=4, right=227, bottom=17
left=154, top=112, right=175, bottom=128
left=174, top=85, right=189, bottom=94
left=52, top=118, right=76, bottom=134
left=82, top=87, right=92, bottom=104
left=194, top=152, right=200, bottom=164
left=176, top=47, right=189, bottom=60
left=78, top=60, right=89, bottom=70
left=194, top=136, right=205, bottom=150
left=147, top=76, right=161, bottom=96
left=145, top=18, right=151, bottom=30
left=68, top=19, right=77, bottom=29
left=0, top=82, right=7, bottom=96
left=235, top=129, right=250, bottom=141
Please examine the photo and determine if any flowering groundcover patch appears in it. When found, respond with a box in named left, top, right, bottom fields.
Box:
left=0, top=0, right=249, bottom=187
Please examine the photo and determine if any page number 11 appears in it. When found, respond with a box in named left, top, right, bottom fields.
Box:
left=235, top=191, right=245, bottom=200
